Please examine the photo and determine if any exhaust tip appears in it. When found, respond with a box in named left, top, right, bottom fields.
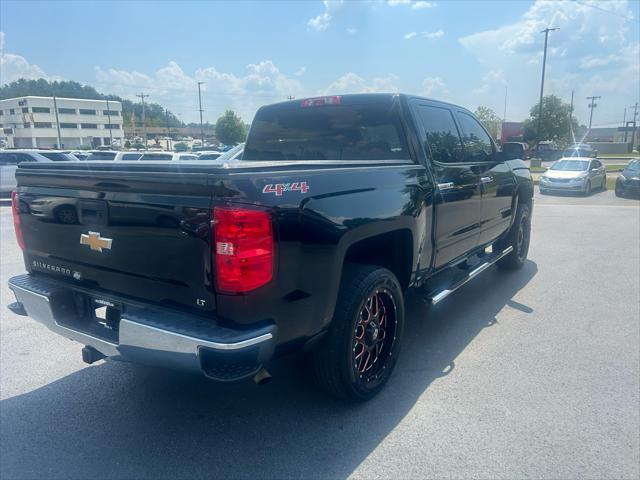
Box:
left=253, top=367, right=272, bottom=386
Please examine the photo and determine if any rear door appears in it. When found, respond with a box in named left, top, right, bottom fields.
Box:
left=455, top=110, right=515, bottom=245
left=411, top=100, right=481, bottom=268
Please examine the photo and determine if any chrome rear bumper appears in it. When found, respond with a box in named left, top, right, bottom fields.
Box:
left=8, top=274, right=276, bottom=381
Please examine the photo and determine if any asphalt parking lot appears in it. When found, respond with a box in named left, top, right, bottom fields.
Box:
left=1, top=190, right=638, bottom=480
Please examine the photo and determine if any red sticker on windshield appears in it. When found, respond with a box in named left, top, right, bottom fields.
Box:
left=263, top=182, right=309, bottom=197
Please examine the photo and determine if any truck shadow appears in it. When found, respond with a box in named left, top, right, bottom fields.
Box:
left=1, top=261, right=537, bottom=480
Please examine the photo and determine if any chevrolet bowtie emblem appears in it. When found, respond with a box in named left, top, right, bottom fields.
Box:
left=80, top=231, right=112, bottom=252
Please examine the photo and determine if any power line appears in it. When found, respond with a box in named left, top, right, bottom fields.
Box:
left=197, top=82, right=205, bottom=147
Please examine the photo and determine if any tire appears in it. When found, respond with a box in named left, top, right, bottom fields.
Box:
left=601, top=176, right=607, bottom=190
left=583, top=181, right=592, bottom=196
left=308, top=264, right=404, bottom=402
left=539, top=187, right=547, bottom=195
left=495, top=202, right=531, bottom=270
left=615, top=186, right=624, bottom=198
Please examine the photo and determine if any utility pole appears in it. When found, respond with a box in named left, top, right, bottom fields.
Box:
left=503, top=86, right=508, bottom=121
left=105, top=98, right=113, bottom=147
left=629, top=102, right=639, bottom=151
left=622, top=108, right=627, bottom=142
left=165, top=108, right=172, bottom=151
left=568, top=90, right=574, bottom=143
left=52, top=96, right=62, bottom=149
left=586, top=95, right=601, bottom=130
left=136, top=92, right=149, bottom=150
left=197, top=82, right=205, bottom=147
left=536, top=27, right=560, bottom=144
left=287, top=95, right=295, bottom=101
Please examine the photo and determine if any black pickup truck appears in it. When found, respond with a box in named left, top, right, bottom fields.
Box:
left=8, top=94, right=533, bottom=401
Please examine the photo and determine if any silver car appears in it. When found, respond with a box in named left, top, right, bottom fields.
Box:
left=539, top=157, right=607, bottom=195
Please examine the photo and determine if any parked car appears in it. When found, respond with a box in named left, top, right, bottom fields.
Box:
left=0, top=150, right=52, bottom=197
left=69, top=151, right=89, bottom=161
left=138, top=152, right=199, bottom=161
left=563, top=144, right=597, bottom=158
left=84, top=150, right=119, bottom=161
left=539, top=157, right=606, bottom=195
left=7, top=93, right=534, bottom=401
left=502, top=142, right=530, bottom=160
left=532, top=141, right=563, bottom=161
left=615, top=158, right=640, bottom=198
left=34, top=150, right=79, bottom=162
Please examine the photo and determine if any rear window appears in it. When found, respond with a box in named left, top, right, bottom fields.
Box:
left=139, top=154, right=173, bottom=161
left=177, top=155, right=198, bottom=161
left=243, top=98, right=410, bottom=161
left=121, top=153, right=142, bottom=160
left=86, top=152, right=117, bottom=160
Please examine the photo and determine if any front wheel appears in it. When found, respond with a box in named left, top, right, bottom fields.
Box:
left=495, top=202, right=531, bottom=270
left=583, top=180, right=592, bottom=196
left=308, top=264, right=404, bottom=402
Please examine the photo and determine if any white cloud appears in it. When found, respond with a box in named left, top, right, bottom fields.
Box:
left=307, top=0, right=344, bottom=31
left=473, top=69, right=507, bottom=95
left=423, top=29, right=444, bottom=39
left=1, top=53, right=57, bottom=85
left=387, top=0, right=411, bottom=5
left=458, top=0, right=639, bottom=124
left=421, top=76, right=449, bottom=97
left=323, top=72, right=399, bottom=94
left=404, top=32, right=417, bottom=40
left=412, top=1, right=436, bottom=9
left=0, top=31, right=4, bottom=50
left=94, top=60, right=305, bottom=122
left=295, top=66, right=307, bottom=76
left=346, top=27, right=358, bottom=34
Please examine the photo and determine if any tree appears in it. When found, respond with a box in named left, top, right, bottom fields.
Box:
left=474, top=106, right=502, bottom=140
left=215, top=110, right=247, bottom=146
left=522, top=94, right=577, bottom=146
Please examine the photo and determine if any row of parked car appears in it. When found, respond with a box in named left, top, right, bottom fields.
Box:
left=502, top=141, right=598, bottom=161
left=0, top=144, right=245, bottom=196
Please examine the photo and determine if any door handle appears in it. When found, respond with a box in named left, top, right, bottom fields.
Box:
left=481, top=176, right=493, bottom=183
left=437, top=182, right=454, bottom=190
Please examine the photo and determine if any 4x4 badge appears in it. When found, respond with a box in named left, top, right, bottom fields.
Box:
left=80, top=231, right=112, bottom=252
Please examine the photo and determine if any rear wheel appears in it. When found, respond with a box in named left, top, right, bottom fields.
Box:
left=615, top=186, right=624, bottom=197
left=308, top=264, right=404, bottom=402
left=495, top=202, right=531, bottom=270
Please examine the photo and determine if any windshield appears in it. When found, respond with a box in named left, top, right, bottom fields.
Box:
left=243, top=98, right=410, bottom=161
left=551, top=160, right=589, bottom=171
left=86, top=152, right=117, bottom=160
left=625, top=159, right=640, bottom=172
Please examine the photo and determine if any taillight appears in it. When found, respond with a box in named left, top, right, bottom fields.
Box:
left=11, top=191, right=25, bottom=250
left=213, top=206, right=274, bottom=293
left=300, top=96, right=342, bottom=108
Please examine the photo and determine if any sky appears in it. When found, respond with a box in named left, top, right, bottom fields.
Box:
left=1, top=0, right=638, bottom=127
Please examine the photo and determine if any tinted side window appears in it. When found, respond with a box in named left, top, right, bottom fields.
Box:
left=592, top=160, right=602, bottom=168
left=457, top=112, right=494, bottom=163
left=0, top=153, right=19, bottom=165
left=415, top=105, right=464, bottom=164
left=16, top=154, right=37, bottom=163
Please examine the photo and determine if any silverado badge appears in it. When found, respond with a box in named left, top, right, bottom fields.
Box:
left=80, top=231, right=112, bottom=252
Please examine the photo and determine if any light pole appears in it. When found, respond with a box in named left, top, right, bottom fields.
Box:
left=197, top=82, right=205, bottom=147
left=536, top=27, right=559, bottom=143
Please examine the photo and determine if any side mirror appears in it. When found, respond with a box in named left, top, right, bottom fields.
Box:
left=591, top=168, right=598, bottom=172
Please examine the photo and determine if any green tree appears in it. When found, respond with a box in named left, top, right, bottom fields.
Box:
left=474, top=106, right=502, bottom=140
left=215, top=110, right=247, bottom=146
left=522, top=94, right=577, bottom=146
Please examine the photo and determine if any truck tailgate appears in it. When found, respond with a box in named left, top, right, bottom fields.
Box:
left=15, top=164, right=216, bottom=313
